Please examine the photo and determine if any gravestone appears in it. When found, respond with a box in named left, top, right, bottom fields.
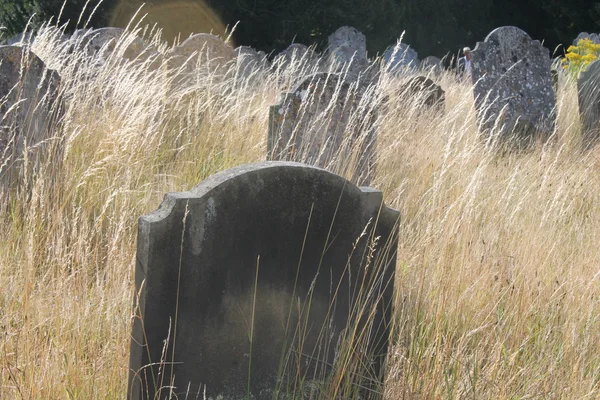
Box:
left=0, top=46, right=62, bottom=185
left=327, top=26, right=373, bottom=83
left=72, top=27, right=148, bottom=61
left=168, top=33, right=234, bottom=73
left=573, top=32, right=600, bottom=45
left=471, top=26, right=556, bottom=142
left=272, top=43, right=319, bottom=73
left=268, top=73, right=378, bottom=186
left=382, top=42, right=419, bottom=73
left=128, top=161, right=399, bottom=400
left=577, top=60, right=600, bottom=148
left=398, top=76, right=445, bottom=111
left=234, top=46, right=270, bottom=80
left=420, top=56, right=443, bottom=75
left=6, top=32, right=34, bottom=46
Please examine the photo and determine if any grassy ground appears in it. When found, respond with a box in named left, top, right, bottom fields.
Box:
left=0, top=26, right=599, bottom=399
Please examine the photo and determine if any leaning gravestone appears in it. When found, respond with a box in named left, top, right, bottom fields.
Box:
left=268, top=73, right=378, bottom=186
left=128, top=161, right=399, bottom=400
left=0, top=46, right=62, bottom=186
left=383, top=42, right=419, bottom=73
left=471, top=26, right=556, bottom=142
left=577, top=60, right=600, bottom=148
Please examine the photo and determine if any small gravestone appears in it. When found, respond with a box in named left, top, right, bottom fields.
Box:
left=399, top=76, right=445, bottom=111
left=168, top=33, right=234, bottom=73
left=268, top=73, right=378, bottom=185
left=6, top=32, right=34, bottom=46
left=574, top=32, right=600, bottom=45
left=420, top=56, right=443, bottom=75
left=0, top=46, right=62, bottom=185
left=327, top=26, right=373, bottom=83
left=471, top=26, right=556, bottom=142
left=128, top=161, right=399, bottom=400
left=234, top=46, right=269, bottom=80
left=272, top=43, right=318, bottom=73
left=383, top=42, right=419, bottom=73
left=577, top=60, right=600, bottom=148
left=72, top=27, right=148, bottom=61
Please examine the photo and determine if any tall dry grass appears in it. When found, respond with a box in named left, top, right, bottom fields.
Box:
left=0, top=21, right=598, bottom=399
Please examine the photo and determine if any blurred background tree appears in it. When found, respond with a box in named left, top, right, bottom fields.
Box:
left=0, top=0, right=598, bottom=59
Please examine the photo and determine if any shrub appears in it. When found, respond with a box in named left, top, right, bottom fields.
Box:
left=562, top=38, right=600, bottom=77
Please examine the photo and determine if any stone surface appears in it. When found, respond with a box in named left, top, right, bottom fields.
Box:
left=327, top=26, right=367, bottom=63
left=234, top=45, right=270, bottom=80
left=272, top=43, right=318, bottom=73
left=6, top=32, right=34, bottom=46
left=382, top=42, right=419, bottom=73
left=577, top=60, right=600, bottom=148
left=128, top=161, right=399, bottom=400
left=471, top=26, right=556, bottom=141
left=398, top=76, right=445, bottom=111
left=167, top=33, right=234, bottom=73
left=327, top=26, right=374, bottom=83
left=420, top=55, right=443, bottom=75
left=72, top=27, right=149, bottom=61
left=267, top=73, right=378, bottom=185
left=0, top=46, right=62, bottom=184
left=573, top=32, right=600, bottom=45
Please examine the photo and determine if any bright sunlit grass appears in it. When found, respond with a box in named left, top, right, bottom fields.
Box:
left=0, top=21, right=599, bottom=399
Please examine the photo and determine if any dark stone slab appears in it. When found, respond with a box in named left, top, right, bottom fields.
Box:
left=128, top=161, right=399, bottom=400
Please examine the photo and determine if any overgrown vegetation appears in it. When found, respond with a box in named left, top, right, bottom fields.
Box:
left=563, top=38, right=600, bottom=76
left=0, top=20, right=599, bottom=399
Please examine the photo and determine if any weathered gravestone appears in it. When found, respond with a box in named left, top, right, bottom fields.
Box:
left=168, top=33, right=234, bottom=73
left=0, top=46, right=62, bottom=185
left=420, top=56, right=443, bottom=75
left=128, top=161, right=399, bottom=400
left=234, top=46, right=270, bottom=81
left=267, top=73, right=379, bottom=186
left=471, top=26, right=556, bottom=142
left=327, top=26, right=374, bottom=83
left=272, top=43, right=318, bottom=73
left=382, top=42, right=419, bottom=73
left=577, top=60, right=600, bottom=148
left=71, top=27, right=149, bottom=61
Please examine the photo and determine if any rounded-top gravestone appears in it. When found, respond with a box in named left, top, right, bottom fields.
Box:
left=382, top=42, right=419, bottom=73
left=471, top=26, right=556, bottom=142
left=72, top=27, right=149, bottom=61
left=328, top=26, right=367, bottom=62
left=577, top=60, right=600, bottom=148
left=168, top=33, right=234, bottom=73
left=128, top=161, right=399, bottom=400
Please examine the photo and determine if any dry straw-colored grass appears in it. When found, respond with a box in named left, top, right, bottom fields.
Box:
left=0, top=22, right=599, bottom=399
